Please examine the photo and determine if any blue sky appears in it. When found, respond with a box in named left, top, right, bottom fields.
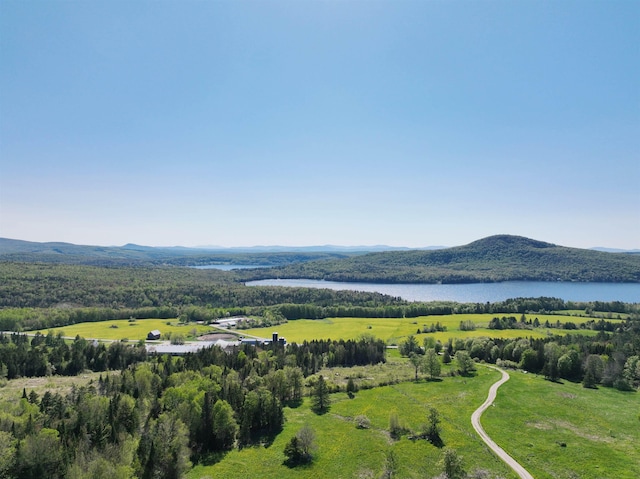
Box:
left=1, top=0, right=638, bottom=249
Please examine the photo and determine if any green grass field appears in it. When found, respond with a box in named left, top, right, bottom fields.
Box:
left=31, top=318, right=215, bottom=342
left=243, top=313, right=607, bottom=344
left=482, top=370, right=640, bottom=479
left=188, top=363, right=639, bottom=479
left=29, top=312, right=611, bottom=345
left=189, top=365, right=517, bottom=479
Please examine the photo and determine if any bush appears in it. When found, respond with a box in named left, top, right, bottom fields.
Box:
left=355, top=415, right=371, bottom=429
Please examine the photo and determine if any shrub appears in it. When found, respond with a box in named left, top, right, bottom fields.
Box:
left=355, top=415, right=371, bottom=429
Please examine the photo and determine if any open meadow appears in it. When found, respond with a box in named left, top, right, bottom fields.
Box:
left=187, top=361, right=639, bottom=479
left=482, top=369, right=640, bottom=479
left=243, top=313, right=609, bottom=344
left=31, top=318, right=215, bottom=342
left=188, top=364, right=517, bottom=479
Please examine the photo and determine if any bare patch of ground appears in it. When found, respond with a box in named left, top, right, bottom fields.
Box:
left=553, top=420, right=614, bottom=443
left=527, top=419, right=614, bottom=443
left=198, top=333, right=239, bottom=341
left=558, top=392, right=577, bottom=399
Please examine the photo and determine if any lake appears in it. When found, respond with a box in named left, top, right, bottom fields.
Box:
left=246, top=278, right=640, bottom=303
left=194, top=264, right=268, bottom=271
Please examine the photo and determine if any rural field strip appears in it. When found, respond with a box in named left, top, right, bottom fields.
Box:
left=471, top=366, right=534, bottom=479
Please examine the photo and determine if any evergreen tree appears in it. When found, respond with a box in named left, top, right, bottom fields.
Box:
left=311, top=375, right=330, bottom=414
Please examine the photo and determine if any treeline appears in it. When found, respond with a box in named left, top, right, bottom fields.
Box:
left=0, top=331, right=385, bottom=383
left=487, top=315, right=620, bottom=331
left=275, top=302, right=455, bottom=320
left=0, top=332, right=147, bottom=380
left=439, top=320, right=640, bottom=391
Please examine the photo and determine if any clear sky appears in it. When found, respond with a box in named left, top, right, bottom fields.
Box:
left=1, top=0, right=638, bottom=249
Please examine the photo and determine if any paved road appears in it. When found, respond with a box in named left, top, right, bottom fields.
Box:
left=471, top=366, right=534, bottom=479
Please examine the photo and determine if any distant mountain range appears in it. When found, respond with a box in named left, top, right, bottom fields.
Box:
left=0, top=237, right=441, bottom=262
left=0, top=238, right=391, bottom=267
left=1, top=236, right=639, bottom=283
left=591, top=247, right=640, bottom=254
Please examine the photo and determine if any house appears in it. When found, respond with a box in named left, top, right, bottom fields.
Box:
left=147, top=330, right=161, bottom=340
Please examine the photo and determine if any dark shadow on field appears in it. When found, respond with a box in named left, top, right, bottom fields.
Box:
left=429, top=434, right=445, bottom=448
left=239, top=427, right=282, bottom=449
left=285, top=398, right=303, bottom=408
left=544, top=378, right=564, bottom=384
left=408, top=433, right=444, bottom=448
left=195, top=450, right=229, bottom=467
left=283, top=457, right=314, bottom=469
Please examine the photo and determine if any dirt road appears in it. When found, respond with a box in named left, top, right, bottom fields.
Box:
left=471, top=366, right=534, bottom=479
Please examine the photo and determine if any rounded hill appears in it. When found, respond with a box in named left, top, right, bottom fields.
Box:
left=237, top=235, right=640, bottom=284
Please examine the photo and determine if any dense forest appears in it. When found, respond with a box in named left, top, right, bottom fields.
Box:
left=236, top=235, right=640, bottom=283
left=0, top=333, right=385, bottom=478
left=0, top=261, right=401, bottom=310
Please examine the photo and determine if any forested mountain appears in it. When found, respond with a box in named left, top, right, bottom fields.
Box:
left=3, top=235, right=639, bottom=284
left=236, top=235, right=640, bottom=284
left=0, top=238, right=355, bottom=267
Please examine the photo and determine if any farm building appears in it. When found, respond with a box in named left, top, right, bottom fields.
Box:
left=147, top=330, right=161, bottom=340
left=146, top=339, right=238, bottom=355
left=212, top=317, right=248, bottom=328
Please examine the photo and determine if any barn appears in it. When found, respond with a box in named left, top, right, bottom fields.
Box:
left=147, top=330, right=161, bottom=340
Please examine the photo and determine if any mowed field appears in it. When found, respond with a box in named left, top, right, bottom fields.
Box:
left=482, top=370, right=640, bottom=479
left=243, top=313, right=609, bottom=344
left=31, top=318, right=215, bottom=342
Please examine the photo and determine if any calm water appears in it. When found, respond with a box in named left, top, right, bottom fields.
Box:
left=194, top=264, right=267, bottom=271
left=246, top=279, right=640, bottom=303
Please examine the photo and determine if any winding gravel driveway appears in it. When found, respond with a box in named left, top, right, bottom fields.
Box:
left=471, top=366, right=534, bottom=479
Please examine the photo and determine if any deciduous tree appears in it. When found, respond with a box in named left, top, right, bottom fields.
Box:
left=421, top=348, right=441, bottom=380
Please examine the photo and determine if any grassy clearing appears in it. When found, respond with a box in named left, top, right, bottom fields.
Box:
left=189, top=365, right=516, bottom=479
left=0, top=372, right=107, bottom=406
left=243, top=313, right=606, bottom=344
left=482, top=370, right=640, bottom=479
left=31, top=318, right=215, bottom=342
